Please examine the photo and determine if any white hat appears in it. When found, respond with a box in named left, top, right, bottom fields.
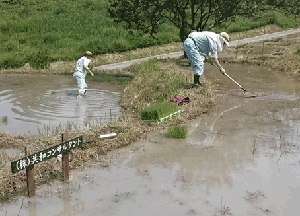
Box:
left=84, top=51, right=93, bottom=56
left=220, top=32, right=229, bottom=42
left=220, top=32, right=229, bottom=47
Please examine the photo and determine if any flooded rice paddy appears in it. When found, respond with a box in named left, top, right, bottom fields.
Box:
left=0, top=74, right=123, bottom=137
left=0, top=63, right=300, bottom=216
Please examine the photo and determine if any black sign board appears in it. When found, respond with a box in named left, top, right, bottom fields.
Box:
left=11, top=136, right=83, bottom=173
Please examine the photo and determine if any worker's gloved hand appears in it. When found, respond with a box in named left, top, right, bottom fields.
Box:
left=219, top=67, right=226, bottom=75
left=205, top=58, right=213, bottom=65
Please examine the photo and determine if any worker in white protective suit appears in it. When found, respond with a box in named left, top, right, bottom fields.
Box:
left=183, top=31, right=229, bottom=88
left=73, top=51, right=94, bottom=98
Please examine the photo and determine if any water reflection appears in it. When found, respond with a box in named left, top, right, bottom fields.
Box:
left=0, top=74, right=123, bottom=137
left=28, top=197, right=36, bottom=216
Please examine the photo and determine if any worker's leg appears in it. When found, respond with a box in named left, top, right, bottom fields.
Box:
left=74, top=75, right=87, bottom=96
left=184, top=39, right=205, bottom=88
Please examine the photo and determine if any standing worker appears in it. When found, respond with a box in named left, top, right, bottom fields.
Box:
left=183, top=31, right=229, bottom=88
left=73, top=51, right=94, bottom=98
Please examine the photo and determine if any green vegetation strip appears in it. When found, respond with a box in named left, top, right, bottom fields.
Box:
left=142, top=110, right=181, bottom=123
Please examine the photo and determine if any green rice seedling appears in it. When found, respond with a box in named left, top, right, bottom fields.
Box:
left=2, top=116, right=8, bottom=123
left=167, top=125, right=188, bottom=139
left=141, top=101, right=178, bottom=122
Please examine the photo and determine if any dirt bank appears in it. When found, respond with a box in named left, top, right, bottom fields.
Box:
left=223, top=32, right=300, bottom=80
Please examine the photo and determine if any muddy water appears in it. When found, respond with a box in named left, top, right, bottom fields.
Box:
left=0, top=74, right=123, bottom=137
left=1, top=64, right=300, bottom=216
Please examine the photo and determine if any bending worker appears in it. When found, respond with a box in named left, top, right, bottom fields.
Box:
left=73, top=51, right=94, bottom=98
left=183, top=31, right=229, bottom=88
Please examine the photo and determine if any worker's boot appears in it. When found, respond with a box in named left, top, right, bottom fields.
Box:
left=192, top=74, right=202, bottom=88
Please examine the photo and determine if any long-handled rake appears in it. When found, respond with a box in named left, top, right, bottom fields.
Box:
left=212, top=64, right=257, bottom=98
left=202, top=53, right=257, bottom=98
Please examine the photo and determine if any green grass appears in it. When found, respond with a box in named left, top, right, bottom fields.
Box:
left=0, top=0, right=180, bottom=69
left=120, top=59, right=189, bottom=112
left=214, top=10, right=300, bottom=33
left=135, top=60, right=186, bottom=103
left=296, top=48, right=300, bottom=56
left=167, top=125, right=188, bottom=139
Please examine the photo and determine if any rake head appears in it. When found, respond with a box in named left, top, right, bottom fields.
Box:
left=243, top=90, right=258, bottom=98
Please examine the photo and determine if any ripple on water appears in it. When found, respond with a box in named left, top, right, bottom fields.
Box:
left=0, top=87, right=122, bottom=137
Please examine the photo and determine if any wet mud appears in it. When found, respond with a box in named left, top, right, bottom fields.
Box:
left=1, top=62, right=299, bottom=215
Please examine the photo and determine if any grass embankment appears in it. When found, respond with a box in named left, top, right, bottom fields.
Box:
left=0, top=0, right=179, bottom=70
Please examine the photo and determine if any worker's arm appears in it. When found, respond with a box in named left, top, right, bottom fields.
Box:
left=211, top=57, right=225, bottom=75
left=84, top=65, right=94, bottom=77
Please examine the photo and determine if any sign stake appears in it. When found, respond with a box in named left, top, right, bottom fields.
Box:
left=62, top=133, right=69, bottom=182
left=25, top=146, right=35, bottom=197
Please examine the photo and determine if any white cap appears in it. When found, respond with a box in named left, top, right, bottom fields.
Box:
left=84, top=51, right=93, bottom=56
left=220, top=32, right=229, bottom=42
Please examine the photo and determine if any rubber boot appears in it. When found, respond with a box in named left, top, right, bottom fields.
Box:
left=193, top=74, right=201, bottom=88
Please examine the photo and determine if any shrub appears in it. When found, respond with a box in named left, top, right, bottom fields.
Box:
left=0, top=54, right=25, bottom=69
left=167, top=125, right=188, bottom=139
left=28, top=49, right=51, bottom=69
left=110, top=38, right=131, bottom=52
left=215, top=10, right=300, bottom=33
left=296, top=48, right=300, bottom=56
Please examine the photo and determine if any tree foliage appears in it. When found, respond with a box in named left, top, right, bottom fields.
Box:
left=108, top=0, right=166, bottom=37
left=266, top=0, right=300, bottom=16
left=108, top=0, right=264, bottom=41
